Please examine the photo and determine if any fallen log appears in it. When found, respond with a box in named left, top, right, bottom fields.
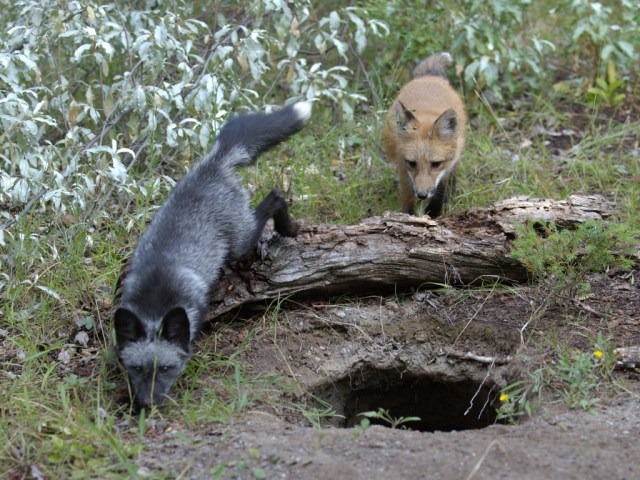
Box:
left=614, top=346, right=640, bottom=371
left=207, top=195, right=616, bottom=319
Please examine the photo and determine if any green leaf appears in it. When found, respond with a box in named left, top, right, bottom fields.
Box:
left=75, top=316, right=94, bottom=331
left=616, top=40, right=634, bottom=58
left=612, top=93, right=626, bottom=105
left=73, top=44, right=92, bottom=62
left=600, top=44, right=615, bottom=61
left=595, top=78, right=608, bottom=90
left=253, top=468, right=267, bottom=479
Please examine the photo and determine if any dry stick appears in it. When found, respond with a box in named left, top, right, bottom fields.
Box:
left=1, top=189, right=48, bottom=230
left=519, top=290, right=556, bottom=346
left=262, top=65, right=287, bottom=101
left=470, top=74, right=533, bottom=188
left=479, top=383, right=500, bottom=421
left=463, top=359, right=494, bottom=417
left=472, top=74, right=519, bottom=153
left=69, top=65, right=99, bottom=98
left=306, top=310, right=375, bottom=344
left=465, top=439, right=508, bottom=480
left=82, top=108, right=134, bottom=156
left=349, top=41, right=379, bottom=106
left=48, top=36, right=71, bottom=135
left=270, top=309, right=302, bottom=384
left=450, top=287, right=495, bottom=350
left=113, top=0, right=135, bottom=75
left=447, top=351, right=513, bottom=365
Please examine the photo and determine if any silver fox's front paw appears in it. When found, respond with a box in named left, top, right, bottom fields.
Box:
left=269, top=189, right=299, bottom=237
left=254, top=188, right=299, bottom=238
left=279, top=219, right=299, bottom=237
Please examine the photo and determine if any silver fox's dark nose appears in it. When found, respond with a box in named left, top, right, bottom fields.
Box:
left=416, top=191, right=429, bottom=199
left=135, top=397, right=153, bottom=409
left=135, top=392, right=165, bottom=409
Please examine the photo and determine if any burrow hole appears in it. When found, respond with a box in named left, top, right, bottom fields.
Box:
left=315, top=367, right=499, bottom=432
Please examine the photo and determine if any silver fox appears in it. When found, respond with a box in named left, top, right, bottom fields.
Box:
left=114, top=101, right=312, bottom=408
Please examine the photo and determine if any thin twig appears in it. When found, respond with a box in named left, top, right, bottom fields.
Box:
left=1, top=189, right=47, bottom=230
left=450, top=286, right=495, bottom=349
left=447, top=350, right=513, bottom=365
left=465, top=439, right=508, bottom=480
left=464, top=359, right=494, bottom=417
left=80, top=107, right=133, bottom=155
left=349, top=42, right=379, bottom=106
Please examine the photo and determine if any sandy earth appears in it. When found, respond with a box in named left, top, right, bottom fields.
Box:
left=140, top=399, right=640, bottom=479
left=130, top=267, right=639, bottom=479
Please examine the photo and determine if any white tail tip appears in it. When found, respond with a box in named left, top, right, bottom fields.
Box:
left=293, top=101, right=312, bottom=123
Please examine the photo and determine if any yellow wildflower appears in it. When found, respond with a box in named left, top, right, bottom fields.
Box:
left=594, top=350, right=603, bottom=358
left=499, top=393, right=509, bottom=402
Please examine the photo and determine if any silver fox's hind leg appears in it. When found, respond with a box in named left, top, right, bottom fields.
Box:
left=252, top=188, right=299, bottom=245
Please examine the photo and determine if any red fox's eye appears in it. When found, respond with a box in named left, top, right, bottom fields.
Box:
left=405, top=160, right=417, bottom=169
left=431, top=161, right=442, bottom=169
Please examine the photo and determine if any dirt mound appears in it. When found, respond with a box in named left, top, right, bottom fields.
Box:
left=136, top=268, right=640, bottom=478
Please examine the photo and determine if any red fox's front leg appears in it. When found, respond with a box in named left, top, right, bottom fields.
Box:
left=398, top=165, right=416, bottom=215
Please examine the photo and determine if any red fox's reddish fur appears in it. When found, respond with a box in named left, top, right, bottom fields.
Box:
left=382, top=52, right=467, bottom=217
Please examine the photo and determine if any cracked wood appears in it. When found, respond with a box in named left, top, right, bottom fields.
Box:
left=206, top=195, right=615, bottom=319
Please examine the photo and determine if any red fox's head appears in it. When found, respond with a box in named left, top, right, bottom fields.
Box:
left=392, top=101, right=464, bottom=202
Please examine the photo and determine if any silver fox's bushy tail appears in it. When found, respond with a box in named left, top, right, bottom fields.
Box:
left=412, top=52, right=453, bottom=79
left=212, top=101, right=312, bottom=169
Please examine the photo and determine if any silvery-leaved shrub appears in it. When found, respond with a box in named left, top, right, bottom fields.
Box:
left=0, top=0, right=387, bottom=237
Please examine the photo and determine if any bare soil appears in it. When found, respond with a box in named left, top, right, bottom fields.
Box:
left=131, top=267, right=639, bottom=479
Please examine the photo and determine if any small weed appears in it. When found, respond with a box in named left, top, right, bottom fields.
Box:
left=554, top=349, right=602, bottom=410
left=498, top=333, right=617, bottom=418
left=545, top=333, right=617, bottom=411
left=302, top=403, right=339, bottom=429
left=210, top=463, right=228, bottom=480
left=586, top=60, right=627, bottom=107
left=358, top=408, right=421, bottom=430
left=356, top=417, right=371, bottom=430
left=253, top=467, right=268, bottom=479
left=511, top=219, right=638, bottom=299
left=351, top=416, right=372, bottom=440
left=496, top=368, right=544, bottom=424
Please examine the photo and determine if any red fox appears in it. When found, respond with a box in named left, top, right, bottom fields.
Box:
left=382, top=52, right=467, bottom=217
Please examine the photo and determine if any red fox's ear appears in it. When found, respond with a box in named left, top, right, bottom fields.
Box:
left=394, top=100, right=417, bottom=132
left=433, top=108, right=459, bottom=140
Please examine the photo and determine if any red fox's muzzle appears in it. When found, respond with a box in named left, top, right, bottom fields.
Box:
left=412, top=169, right=447, bottom=201
left=415, top=187, right=436, bottom=200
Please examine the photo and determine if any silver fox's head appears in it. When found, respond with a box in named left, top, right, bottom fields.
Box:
left=114, top=306, right=191, bottom=408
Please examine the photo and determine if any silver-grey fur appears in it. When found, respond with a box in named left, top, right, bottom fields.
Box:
left=114, top=101, right=312, bottom=408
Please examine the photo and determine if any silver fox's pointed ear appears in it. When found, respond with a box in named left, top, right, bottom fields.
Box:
left=432, top=108, right=460, bottom=140
left=114, top=308, right=145, bottom=348
left=160, top=307, right=190, bottom=353
left=395, top=101, right=417, bottom=132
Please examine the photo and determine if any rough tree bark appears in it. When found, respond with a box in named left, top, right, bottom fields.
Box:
left=207, top=195, right=616, bottom=319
